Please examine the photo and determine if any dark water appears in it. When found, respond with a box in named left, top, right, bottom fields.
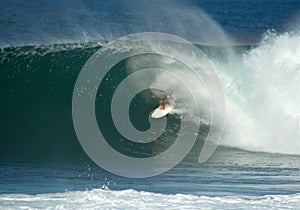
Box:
left=1, top=0, right=300, bottom=209
left=0, top=44, right=98, bottom=160
left=1, top=0, right=299, bottom=46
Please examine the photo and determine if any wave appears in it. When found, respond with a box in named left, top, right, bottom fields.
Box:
left=0, top=43, right=101, bottom=160
left=1, top=189, right=299, bottom=209
left=0, top=31, right=299, bottom=161
left=219, top=31, right=300, bottom=155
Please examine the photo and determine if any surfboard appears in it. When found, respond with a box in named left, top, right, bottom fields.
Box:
left=151, top=98, right=175, bottom=119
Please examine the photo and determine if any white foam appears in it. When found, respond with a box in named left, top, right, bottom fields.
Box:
left=0, top=189, right=299, bottom=209
left=219, top=31, right=300, bottom=155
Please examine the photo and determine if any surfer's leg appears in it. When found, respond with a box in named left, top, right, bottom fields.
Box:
left=159, top=100, right=166, bottom=110
left=159, top=105, right=165, bottom=110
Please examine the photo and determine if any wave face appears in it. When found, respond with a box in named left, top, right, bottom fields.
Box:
left=1, top=32, right=300, bottom=160
left=0, top=42, right=212, bottom=161
left=0, top=44, right=100, bottom=160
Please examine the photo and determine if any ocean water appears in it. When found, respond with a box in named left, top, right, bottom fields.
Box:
left=1, top=0, right=300, bottom=209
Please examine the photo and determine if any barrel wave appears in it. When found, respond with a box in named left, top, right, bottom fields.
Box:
left=1, top=31, right=300, bottom=162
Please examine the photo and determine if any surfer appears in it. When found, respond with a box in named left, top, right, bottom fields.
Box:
left=158, top=95, right=170, bottom=110
left=151, top=92, right=175, bottom=119
left=151, top=94, right=170, bottom=110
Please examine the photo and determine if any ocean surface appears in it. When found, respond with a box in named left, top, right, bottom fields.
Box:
left=1, top=0, right=300, bottom=209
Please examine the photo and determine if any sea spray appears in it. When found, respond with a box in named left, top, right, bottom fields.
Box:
left=220, top=31, right=300, bottom=155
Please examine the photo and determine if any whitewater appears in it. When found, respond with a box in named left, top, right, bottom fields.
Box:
left=1, top=189, right=300, bottom=210
left=219, top=31, right=300, bottom=155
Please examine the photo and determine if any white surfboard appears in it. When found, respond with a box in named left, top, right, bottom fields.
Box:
left=151, top=98, right=175, bottom=119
